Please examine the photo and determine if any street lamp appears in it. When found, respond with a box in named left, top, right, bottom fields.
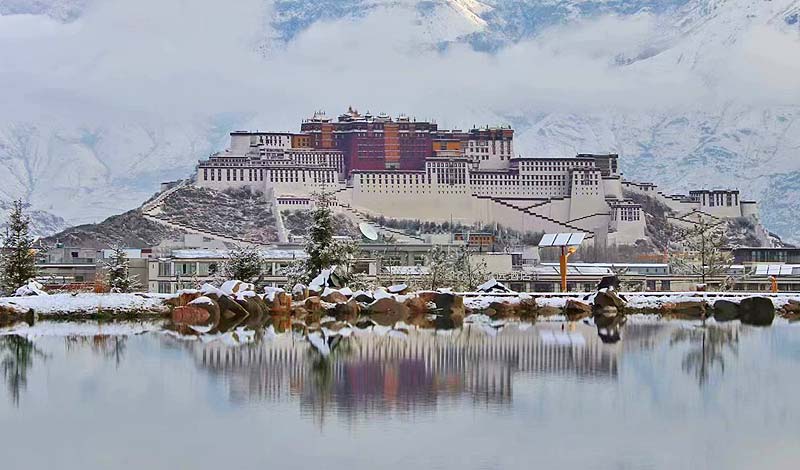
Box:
left=539, top=232, right=586, bottom=293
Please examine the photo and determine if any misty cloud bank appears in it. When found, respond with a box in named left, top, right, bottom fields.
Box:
left=1, top=0, right=798, bottom=127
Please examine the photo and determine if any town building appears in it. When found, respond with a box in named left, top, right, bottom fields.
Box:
left=147, top=248, right=308, bottom=293
left=35, top=246, right=151, bottom=290
left=144, top=244, right=800, bottom=294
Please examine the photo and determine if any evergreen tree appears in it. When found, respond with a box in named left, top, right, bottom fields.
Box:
left=305, top=190, right=337, bottom=278
left=221, top=244, right=265, bottom=284
left=102, top=246, right=139, bottom=293
left=282, top=190, right=361, bottom=287
left=1, top=200, right=37, bottom=293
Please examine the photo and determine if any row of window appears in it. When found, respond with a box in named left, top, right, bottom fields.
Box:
left=614, top=207, right=641, bottom=222
left=518, top=161, right=594, bottom=171
left=706, top=193, right=737, bottom=207
left=202, top=167, right=336, bottom=184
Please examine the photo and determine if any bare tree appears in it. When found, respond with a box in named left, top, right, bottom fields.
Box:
left=670, top=218, right=733, bottom=287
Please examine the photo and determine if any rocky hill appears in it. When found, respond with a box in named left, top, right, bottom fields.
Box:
left=623, top=190, right=781, bottom=250
left=282, top=209, right=359, bottom=238
left=42, top=209, right=183, bottom=249
left=44, top=186, right=280, bottom=248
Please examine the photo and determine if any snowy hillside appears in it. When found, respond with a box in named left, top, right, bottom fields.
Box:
left=45, top=185, right=280, bottom=248
left=0, top=0, right=798, bottom=242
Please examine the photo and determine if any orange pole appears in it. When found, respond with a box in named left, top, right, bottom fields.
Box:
left=560, top=246, right=576, bottom=292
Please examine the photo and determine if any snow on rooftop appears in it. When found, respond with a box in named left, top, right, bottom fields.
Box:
left=170, top=248, right=308, bottom=260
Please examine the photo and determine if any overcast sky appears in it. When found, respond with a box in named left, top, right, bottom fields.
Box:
left=1, top=0, right=798, bottom=129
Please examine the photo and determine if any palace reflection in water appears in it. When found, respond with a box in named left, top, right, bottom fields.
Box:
left=187, top=323, right=631, bottom=418
left=3, top=320, right=797, bottom=470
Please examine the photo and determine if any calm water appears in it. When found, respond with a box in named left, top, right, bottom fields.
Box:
left=1, top=320, right=799, bottom=470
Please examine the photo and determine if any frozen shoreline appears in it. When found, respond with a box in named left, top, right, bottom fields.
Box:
left=1, top=290, right=798, bottom=319
left=0, top=292, right=171, bottom=317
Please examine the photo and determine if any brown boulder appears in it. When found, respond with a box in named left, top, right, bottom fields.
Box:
left=537, top=306, right=562, bottom=317
left=594, top=290, right=626, bottom=310
left=270, top=292, right=293, bottom=316
left=515, top=298, right=539, bottom=319
left=565, top=299, right=592, bottom=321
left=334, top=299, right=361, bottom=323
left=660, top=301, right=707, bottom=319
left=593, top=305, right=620, bottom=328
left=713, top=300, right=740, bottom=322
left=434, top=293, right=465, bottom=318
left=291, top=306, right=309, bottom=321
left=433, top=314, right=463, bottom=330
left=404, top=296, right=429, bottom=317
left=216, top=294, right=250, bottom=319
left=417, top=291, right=438, bottom=304
left=304, top=296, right=324, bottom=315
left=166, top=291, right=203, bottom=308
left=238, top=296, right=269, bottom=328
left=321, top=291, right=348, bottom=304
left=367, top=298, right=410, bottom=326
left=488, top=301, right=515, bottom=319
left=782, top=299, right=800, bottom=314
left=291, top=284, right=307, bottom=301
left=172, top=305, right=212, bottom=325
left=739, top=297, right=775, bottom=326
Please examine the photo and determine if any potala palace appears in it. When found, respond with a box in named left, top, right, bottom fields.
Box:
left=196, top=108, right=760, bottom=246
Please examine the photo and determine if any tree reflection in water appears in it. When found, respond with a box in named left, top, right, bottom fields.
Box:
left=670, top=325, right=739, bottom=387
left=0, top=335, right=47, bottom=406
left=306, top=336, right=356, bottom=425
left=65, top=335, right=128, bottom=368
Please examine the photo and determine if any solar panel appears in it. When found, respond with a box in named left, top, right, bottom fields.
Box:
left=780, top=265, right=793, bottom=276
left=768, top=265, right=781, bottom=275
left=568, top=233, right=586, bottom=246
left=538, top=233, right=557, bottom=247
left=755, top=265, right=768, bottom=275
left=539, top=232, right=587, bottom=247
left=554, top=233, right=572, bottom=245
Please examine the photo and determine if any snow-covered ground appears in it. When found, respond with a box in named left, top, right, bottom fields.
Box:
left=0, top=320, right=163, bottom=338
left=0, top=292, right=171, bottom=316
left=462, top=292, right=800, bottom=310
left=1, top=290, right=797, bottom=317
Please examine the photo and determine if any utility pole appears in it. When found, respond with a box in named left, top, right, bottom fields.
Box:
left=560, top=246, right=577, bottom=292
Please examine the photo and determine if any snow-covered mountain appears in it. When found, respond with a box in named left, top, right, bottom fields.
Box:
left=0, top=0, right=798, bottom=241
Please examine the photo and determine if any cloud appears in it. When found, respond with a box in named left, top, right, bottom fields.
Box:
left=1, top=0, right=798, bottom=128
left=1, top=0, right=799, bottom=228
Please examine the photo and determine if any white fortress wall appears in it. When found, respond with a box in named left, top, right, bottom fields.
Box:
left=741, top=201, right=759, bottom=219
left=601, top=176, right=623, bottom=200
left=568, top=169, right=609, bottom=221
left=197, top=164, right=265, bottom=192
